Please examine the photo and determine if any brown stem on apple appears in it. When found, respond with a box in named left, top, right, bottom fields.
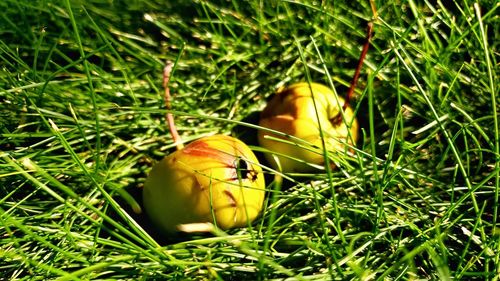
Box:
left=163, top=61, right=184, bottom=150
left=343, top=21, right=373, bottom=112
left=330, top=19, right=374, bottom=125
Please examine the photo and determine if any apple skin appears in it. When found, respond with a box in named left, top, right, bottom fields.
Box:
left=258, top=82, right=359, bottom=172
left=143, top=135, right=265, bottom=233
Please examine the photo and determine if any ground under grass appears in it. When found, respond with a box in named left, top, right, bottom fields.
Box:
left=0, top=0, right=498, bottom=280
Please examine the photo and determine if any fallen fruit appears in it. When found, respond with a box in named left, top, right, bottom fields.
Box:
left=258, top=19, right=374, bottom=173
left=142, top=62, right=265, bottom=233
left=258, top=82, right=359, bottom=172
left=143, top=134, right=265, bottom=233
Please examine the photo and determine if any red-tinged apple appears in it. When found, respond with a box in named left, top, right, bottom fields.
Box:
left=142, top=63, right=265, bottom=234
left=258, top=82, right=358, bottom=172
left=143, top=134, right=265, bottom=233
left=258, top=16, right=374, bottom=173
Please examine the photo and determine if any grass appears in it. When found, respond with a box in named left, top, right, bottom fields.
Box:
left=0, top=0, right=498, bottom=279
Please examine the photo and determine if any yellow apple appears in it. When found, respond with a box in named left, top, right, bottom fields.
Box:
left=143, top=134, right=266, bottom=233
left=258, top=82, right=358, bottom=172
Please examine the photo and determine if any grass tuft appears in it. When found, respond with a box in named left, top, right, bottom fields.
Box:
left=1, top=0, right=498, bottom=279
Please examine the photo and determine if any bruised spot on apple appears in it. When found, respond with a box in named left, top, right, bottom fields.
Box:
left=258, top=82, right=359, bottom=173
left=143, top=134, right=265, bottom=233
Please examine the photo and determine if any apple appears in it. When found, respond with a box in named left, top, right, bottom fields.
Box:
left=143, top=134, right=266, bottom=233
left=142, top=62, right=266, bottom=234
left=258, top=82, right=358, bottom=172
left=257, top=14, right=374, bottom=173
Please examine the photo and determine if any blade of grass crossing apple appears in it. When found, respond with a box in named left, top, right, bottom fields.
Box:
left=295, top=37, right=345, bottom=277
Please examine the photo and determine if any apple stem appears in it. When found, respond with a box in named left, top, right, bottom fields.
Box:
left=330, top=5, right=376, bottom=125
left=343, top=21, right=373, bottom=112
left=163, top=61, right=184, bottom=150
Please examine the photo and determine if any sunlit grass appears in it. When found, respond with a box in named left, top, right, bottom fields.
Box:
left=1, top=0, right=498, bottom=279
